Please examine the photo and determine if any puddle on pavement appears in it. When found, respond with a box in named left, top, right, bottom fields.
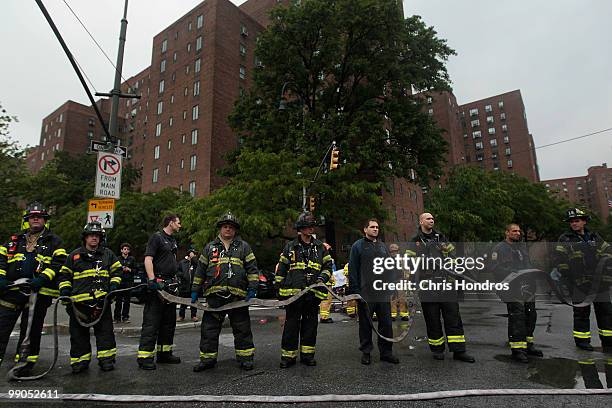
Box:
left=494, top=355, right=611, bottom=389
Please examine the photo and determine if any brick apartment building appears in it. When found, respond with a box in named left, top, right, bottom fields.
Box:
left=542, top=163, right=612, bottom=223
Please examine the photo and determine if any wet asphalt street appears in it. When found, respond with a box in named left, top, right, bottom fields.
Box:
left=0, top=298, right=610, bottom=407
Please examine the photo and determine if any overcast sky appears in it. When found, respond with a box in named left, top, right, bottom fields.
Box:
left=2, top=0, right=610, bottom=180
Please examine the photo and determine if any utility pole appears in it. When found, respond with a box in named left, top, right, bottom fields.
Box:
left=95, top=0, right=139, bottom=146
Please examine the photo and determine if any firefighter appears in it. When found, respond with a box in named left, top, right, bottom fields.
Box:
left=276, top=212, right=332, bottom=368
left=0, top=202, right=66, bottom=376
left=58, top=221, right=122, bottom=373
left=191, top=212, right=259, bottom=372
left=177, top=248, right=199, bottom=322
left=553, top=208, right=612, bottom=351
left=407, top=212, right=475, bottom=363
left=137, top=214, right=182, bottom=370
left=319, top=242, right=335, bottom=324
left=389, top=244, right=409, bottom=321
left=491, top=223, right=543, bottom=363
left=113, top=242, right=136, bottom=324
left=343, top=263, right=357, bottom=318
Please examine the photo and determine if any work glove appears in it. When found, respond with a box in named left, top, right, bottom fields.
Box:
left=191, top=291, right=199, bottom=303
left=147, top=278, right=160, bottom=292
left=0, top=277, right=9, bottom=294
left=30, top=276, right=47, bottom=292
left=316, top=276, right=327, bottom=284
left=246, top=287, right=257, bottom=301
left=550, top=268, right=561, bottom=282
left=59, top=287, right=72, bottom=298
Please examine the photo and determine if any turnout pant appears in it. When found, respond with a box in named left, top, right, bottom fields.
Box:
left=507, top=301, right=537, bottom=350
left=113, top=291, right=131, bottom=321
left=67, top=302, right=116, bottom=366
left=281, top=295, right=320, bottom=360
left=319, top=292, right=333, bottom=320
left=138, top=293, right=177, bottom=362
left=391, top=291, right=409, bottom=319
left=199, top=295, right=254, bottom=362
left=421, top=301, right=466, bottom=353
left=572, top=286, right=612, bottom=346
left=0, top=295, right=52, bottom=367
left=357, top=300, right=393, bottom=357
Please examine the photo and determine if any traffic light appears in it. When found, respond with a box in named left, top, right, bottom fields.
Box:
left=329, top=148, right=340, bottom=171
left=308, top=196, right=316, bottom=212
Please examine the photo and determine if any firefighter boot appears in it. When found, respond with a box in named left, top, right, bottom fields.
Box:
left=526, top=344, right=543, bottom=357
left=193, top=359, right=216, bottom=372
left=511, top=349, right=529, bottom=363
left=157, top=352, right=181, bottom=364
left=280, top=357, right=296, bottom=368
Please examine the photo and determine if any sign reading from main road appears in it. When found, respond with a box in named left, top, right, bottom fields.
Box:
left=94, top=151, right=122, bottom=199
left=87, top=198, right=115, bottom=228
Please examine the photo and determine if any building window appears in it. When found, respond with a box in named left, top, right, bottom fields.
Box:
left=183, top=110, right=187, bottom=120
left=196, top=14, right=203, bottom=29
left=42, top=138, right=46, bottom=147
left=170, top=95, right=175, bottom=104
left=169, top=116, right=173, bottom=127
left=428, top=108, right=433, bottom=115
left=160, top=59, right=166, bottom=72
left=157, top=101, right=163, bottom=115
left=493, top=162, right=499, bottom=171
left=181, top=134, right=186, bottom=144
left=504, top=135, right=510, bottom=144
left=173, top=52, right=177, bottom=63
left=166, top=164, right=170, bottom=174
left=155, top=122, right=162, bottom=137
left=507, top=160, right=513, bottom=168
left=154, top=145, right=160, bottom=159
left=472, top=130, right=482, bottom=139
left=41, top=152, right=45, bottom=160
left=240, top=43, right=247, bottom=57
left=502, top=124, right=508, bottom=132
left=475, top=141, right=483, bottom=150
left=491, top=152, right=498, bottom=159
left=192, top=105, right=199, bottom=120
left=58, top=113, right=63, bottom=122
left=193, top=80, right=200, bottom=96
left=463, top=133, right=468, bottom=139
left=161, top=39, right=168, bottom=53
left=189, top=181, right=196, bottom=196
left=487, top=116, right=494, bottom=124
left=44, top=123, right=48, bottom=132
left=168, top=139, right=172, bottom=150
left=191, top=129, right=198, bottom=145
left=427, top=96, right=433, bottom=104
left=498, top=101, right=504, bottom=109
left=190, top=154, right=197, bottom=171
left=180, top=159, right=184, bottom=169
left=159, top=80, right=165, bottom=94
left=469, top=108, right=478, bottom=116
left=57, top=128, right=62, bottom=138
left=152, top=168, right=159, bottom=183
left=87, top=130, right=94, bottom=139
left=476, top=153, right=483, bottom=161
left=485, top=104, right=492, bottom=113
left=188, top=21, right=192, bottom=31
left=505, top=147, right=511, bottom=155
left=240, top=24, right=248, bottom=36
left=184, top=87, right=188, bottom=96
left=471, top=119, right=480, bottom=128
left=490, top=139, right=498, bottom=147
left=239, top=65, right=246, bottom=80
left=88, top=118, right=95, bottom=126
left=196, top=36, right=202, bottom=51
left=488, top=127, right=496, bottom=135
left=500, top=112, right=506, bottom=120
left=187, top=43, right=192, bottom=52
left=195, top=58, right=201, bottom=73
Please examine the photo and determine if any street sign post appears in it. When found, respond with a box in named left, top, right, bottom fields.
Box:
left=94, top=151, right=122, bottom=199
left=90, top=140, right=128, bottom=158
left=87, top=198, right=115, bottom=228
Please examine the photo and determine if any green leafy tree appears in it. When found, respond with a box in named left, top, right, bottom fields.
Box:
left=0, top=102, right=27, bottom=239
left=190, top=0, right=455, bottom=254
left=426, top=167, right=568, bottom=242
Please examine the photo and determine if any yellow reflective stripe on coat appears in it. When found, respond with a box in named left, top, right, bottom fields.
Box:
left=247, top=273, right=259, bottom=282
left=41, top=268, right=55, bottom=281
left=322, top=255, right=333, bottom=263
left=0, top=246, right=7, bottom=256
left=8, top=254, right=26, bottom=263
left=59, top=281, right=72, bottom=289
left=307, top=261, right=321, bottom=271
left=555, top=245, right=567, bottom=253
left=60, top=265, right=73, bottom=275
left=279, top=255, right=290, bottom=265
left=0, top=269, right=6, bottom=277
left=447, top=335, right=465, bottom=343
left=39, top=288, right=59, bottom=297
left=35, top=254, right=52, bottom=263
left=204, top=285, right=247, bottom=297
left=53, top=248, right=67, bottom=257
left=289, top=262, right=306, bottom=270
left=279, top=288, right=300, bottom=297
left=110, top=277, right=122, bottom=284
left=110, top=261, right=122, bottom=272
left=245, top=252, right=256, bottom=263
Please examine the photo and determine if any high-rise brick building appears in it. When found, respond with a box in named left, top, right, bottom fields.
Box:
left=543, top=163, right=612, bottom=223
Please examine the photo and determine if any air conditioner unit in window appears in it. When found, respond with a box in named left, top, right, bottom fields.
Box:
left=241, top=28, right=248, bottom=37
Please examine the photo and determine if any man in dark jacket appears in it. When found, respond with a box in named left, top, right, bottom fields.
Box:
left=491, top=223, right=543, bottom=363
left=553, top=208, right=612, bottom=351
left=348, top=218, right=399, bottom=365
left=114, top=242, right=136, bottom=324
left=0, top=202, right=67, bottom=376
left=58, top=221, right=122, bottom=373
left=275, top=212, right=333, bottom=368
left=406, top=212, right=475, bottom=363
left=192, top=212, right=259, bottom=371
left=177, top=248, right=198, bottom=322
